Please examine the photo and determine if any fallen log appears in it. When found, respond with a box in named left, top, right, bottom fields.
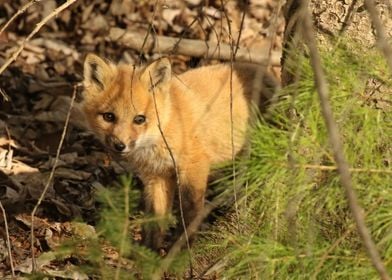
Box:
left=108, top=27, right=281, bottom=66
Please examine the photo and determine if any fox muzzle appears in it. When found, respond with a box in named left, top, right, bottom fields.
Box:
left=106, top=135, right=127, bottom=153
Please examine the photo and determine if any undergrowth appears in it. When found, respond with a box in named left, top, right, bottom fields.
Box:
left=194, top=39, right=392, bottom=279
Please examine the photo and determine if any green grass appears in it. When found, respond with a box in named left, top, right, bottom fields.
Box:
left=194, top=39, right=392, bottom=279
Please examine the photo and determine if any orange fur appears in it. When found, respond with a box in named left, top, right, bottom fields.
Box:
left=82, top=54, right=251, bottom=249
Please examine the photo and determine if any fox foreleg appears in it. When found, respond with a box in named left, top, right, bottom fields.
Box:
left=142, top=176, right=175, bottom=250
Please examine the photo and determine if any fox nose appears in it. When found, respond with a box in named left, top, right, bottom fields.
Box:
left=107, top=135, right=127, bottom=152
left=114, top=141, right=126, bottom=152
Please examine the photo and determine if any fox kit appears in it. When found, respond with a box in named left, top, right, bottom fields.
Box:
left=82, top=54, right=254, bottom=249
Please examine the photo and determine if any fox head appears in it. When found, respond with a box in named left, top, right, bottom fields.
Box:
left=82, top=54, right=172, bottom=155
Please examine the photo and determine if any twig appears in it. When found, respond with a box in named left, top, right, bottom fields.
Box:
left=30, top=85, right=77, bottom=271
left=339, top=0, right=358, bottom=35
left=137, top=0, right=160, bottom=64
left=1, top=125, right=15, bottom=277
left=148, top=73, right=192, bottom=270
left=300, top=1, right=390, bottom=279
left=152, top=195, right=226, bottom=280
left=0, top=201, right=15, bottom=277
left=115, top=179, right=130, bottom=280
left=229, top=49, right=239, bottom=227
left=0, top=88, right=10, bottom=102
left=299, top=164, right=392, bottom=174
left=203, top=14, right=223, bottom=59
left=109, top=28, right=281, bottom=66
left=170, top=17, right=199, bottom=56
left=0, top=0, right=39, bottom=36
left=0, top=0, right=78, bottom=76
left=233, top=3, right=247, bottom=58
left=281, top=0, right=302, bottom=86
left=198, top=257, right=227, bottom=278
left=253, top=0, right=284, bottom=117
left=364, top=0, right=392, bottom=72
left=312, top=226, right=353, bottom=279
left=312, top=197, right=385, bottom=278
left=220, top=0, right=240, bottom=229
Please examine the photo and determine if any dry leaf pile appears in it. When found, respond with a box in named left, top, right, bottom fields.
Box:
left=0, top=0, right=282, bottom=277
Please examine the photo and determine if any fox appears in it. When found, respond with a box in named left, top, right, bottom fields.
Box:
left=81, top=54, right=276, bottom=249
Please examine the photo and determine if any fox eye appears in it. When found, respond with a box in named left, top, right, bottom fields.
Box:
left=133, top=115, right=146, bottom=125
left=102, top=112, right=115, bottom=122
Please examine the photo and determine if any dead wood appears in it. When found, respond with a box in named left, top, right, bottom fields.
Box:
left=109, top=27, right=281, bottom=66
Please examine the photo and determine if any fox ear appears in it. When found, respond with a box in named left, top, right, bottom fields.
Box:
left=140, top=58, right=171, bottom=91
left=83, top=54, right=114, bottom=91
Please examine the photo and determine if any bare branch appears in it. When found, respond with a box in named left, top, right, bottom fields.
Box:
left=0, top=0, right=78, bottom=76
left=0, top=201, right=15, bottom=277
left=0, top=0, right=39, bottom=36
left=148, top=73, right=192, bottom=261
left=312, top=196, right=385, bottom=278
left=30, top=85, right=77, bottom=271
left=364, top=0, right=392, bottom=72
left=152, top=195, right=226, bottom=280
left=299, top=164, right=392, bottom=174
left=253, top=0, right=284, bottom=116
left=115, top=179, right=130, bottom=280
left=137, top=0, right=160, bottom=64
left=300, top=1, right=391, bottom=279
left=219, top=0, right=240, bottom=228
left=109, top=28, right=281, bottom=66
left=0, top=88, right=9, bottom=101
left=339, top=0, right=359, bottom=35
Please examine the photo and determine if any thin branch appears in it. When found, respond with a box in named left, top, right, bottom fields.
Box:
left=339, top=0, right=358, bottom=35
left=312, top=226, right=353, bottom=279
left=281, top=0, right=303, bottom=86
left=0, top=0, right=78, bottom=76
left=109, top=28, right=281, bottom=66
left=115, top=179, right=130, bottom=280
left=152, top=195, right=226, bottom=280
left=300, top=1, right=390, bottom=279
left=299, top=164, right=392, bottom=174
left=233, top=4, right=247, bottom=58
left=0, top=201, right=15, bottom=277
left=220, top=0, right=240, bottom=228
left=0, top=88, right=10, bottom=102
left=30, top=85, right=77, bottom=271
left=253, top=0, right=284, bottom=116
left=137, top=0, right=160, bottom=64
left=312, top=197, right=385, bottom=279
left=230, top=54, right=239, bottom=225
left=364, top=0, right=392, bottom=72
left=148, top=73, right=192, bottom=263
left=170, top=17, right=199, bottom=57
left=0, top=0, right=39, bottom=36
